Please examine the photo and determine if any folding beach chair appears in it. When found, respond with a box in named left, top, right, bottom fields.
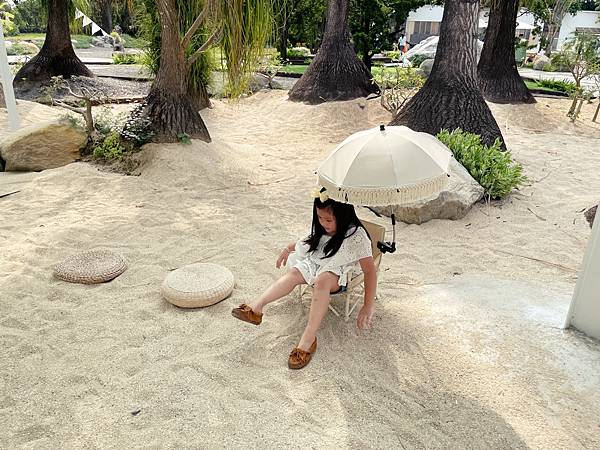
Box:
left=297, top=220, right=386, bottom=321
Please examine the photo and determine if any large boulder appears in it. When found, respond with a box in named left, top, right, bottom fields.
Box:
left=91, top=36, right=114, bottom=48
left=406, top=36, right=484, bottom=63
left=0, top=119, right=87, bottom=171
left=532, top=54, right=551, bottom=71
left=419, top=59, right=435, bottom=77
left=373, top=159, right=484, bottom=224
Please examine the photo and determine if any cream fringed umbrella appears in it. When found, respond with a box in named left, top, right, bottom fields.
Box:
left=317, top=124, right=453, bottom=253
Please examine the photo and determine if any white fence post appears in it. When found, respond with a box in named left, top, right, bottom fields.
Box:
left=565, top=209, right=600, bottom=340
left=0, top=22, right=21, bottom=131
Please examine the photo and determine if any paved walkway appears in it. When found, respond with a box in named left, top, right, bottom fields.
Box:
left=519, top=68, right=598, bottom=92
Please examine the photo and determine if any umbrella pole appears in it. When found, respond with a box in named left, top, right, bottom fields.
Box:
left=377, top=214, right=397, bottom=254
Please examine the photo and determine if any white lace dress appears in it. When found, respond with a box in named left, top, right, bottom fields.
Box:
left=287, top=226, right=372, bottom=287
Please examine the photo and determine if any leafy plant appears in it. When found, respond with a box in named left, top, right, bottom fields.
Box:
left=383, top=50, right=401, bottom=61
left=407, top=53, right=430, bottom=69
left=535, top=78, right=577, bottom=94
left=5, top=42, right=37, bottom=55
left=112, top=53, right=141, bottom=65
left=93, top=131, right=125, bottom=160
left=177, top=132, right=191, bottom=145
left=0, top=2, right=15, bottom=35
left=258, top=50, right=282, bottom=89
left=551, top=32, right=600, bottom=116
left=437, top=129, right=526, bottom=200
left=372, top=67, right=424, bottom=116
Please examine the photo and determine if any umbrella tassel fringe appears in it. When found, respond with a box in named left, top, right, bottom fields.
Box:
left=318, top=174, right=449, bottom=207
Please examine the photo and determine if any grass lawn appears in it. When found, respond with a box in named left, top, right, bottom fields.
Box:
left=524, top=80, right=568, bottom=95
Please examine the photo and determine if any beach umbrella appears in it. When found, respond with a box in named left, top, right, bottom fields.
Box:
left=316, top=124, right=453, bottom=253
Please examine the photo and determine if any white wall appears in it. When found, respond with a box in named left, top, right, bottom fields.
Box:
left=557, top=11, right=600, bottom=49
left=407, top=5, right=444, bottom=23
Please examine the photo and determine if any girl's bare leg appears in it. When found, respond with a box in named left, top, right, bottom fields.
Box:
left=297, top=272, right=339, bottom=351
left=249, top=268, right=306, bottom=314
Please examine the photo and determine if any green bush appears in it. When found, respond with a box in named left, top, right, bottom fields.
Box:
left=93, top=131, right=125, bottom=160
left=112, top=53, right=141, bottom=65
left=286, top=48, right=310, bottom=58
left=436, top=129, right=526, bottom=200
left=122, top=34, right=148, bottom=49
left=408, top=53, right=430, bottom=68
left=384, top=50, right=401, bottom=61
left=6, top=42, right=37, bottom=55
left=536, top=78, right=577, bottom=94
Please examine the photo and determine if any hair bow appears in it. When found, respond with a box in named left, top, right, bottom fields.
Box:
left=310, top=187, right=329, bottom=203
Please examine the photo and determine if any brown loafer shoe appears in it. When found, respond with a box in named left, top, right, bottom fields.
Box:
left=231, top=303, right=262, bottom=325
left=288, top=338, right=317, bottom=370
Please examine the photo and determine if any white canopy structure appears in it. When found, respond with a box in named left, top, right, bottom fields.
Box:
left=565, top=213, right=600, bottom=340
left=0, top=22, right=20, bottom=131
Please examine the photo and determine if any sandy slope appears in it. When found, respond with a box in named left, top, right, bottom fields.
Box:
left=1, top=91, right=599, bottom=449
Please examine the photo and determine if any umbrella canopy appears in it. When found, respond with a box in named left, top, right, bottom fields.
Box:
left=317, top=125, right=453, bottom=207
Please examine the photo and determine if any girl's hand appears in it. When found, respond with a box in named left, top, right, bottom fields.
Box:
left=276, top=248, right=290, bottom=269
left=356, top=304, right=374, bottom=330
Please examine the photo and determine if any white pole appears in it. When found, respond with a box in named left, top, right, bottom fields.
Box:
left=0, top=22, right=21, bottom=131
left=564, top=208, right=600, bottom=340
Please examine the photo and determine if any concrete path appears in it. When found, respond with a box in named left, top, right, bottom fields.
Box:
left=519, top=68, right=598, bottom=93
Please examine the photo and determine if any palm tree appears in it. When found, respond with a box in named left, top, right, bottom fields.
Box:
left=13, top=0, right=93, bottom=83
left=140, top=0, right=272, bottom=143
left=390, top=0, right=505, bottom=148
left=477, top=0, right=535, bottom=104
left=288, top=0, right=379, bottom=104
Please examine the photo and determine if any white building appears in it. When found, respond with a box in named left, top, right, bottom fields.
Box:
left=405, top=5, right=600, bottom=50
left=556, top=11, right=600, bottom=49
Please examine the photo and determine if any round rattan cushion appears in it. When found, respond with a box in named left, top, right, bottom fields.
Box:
left=161, top=263, right=234, bottom=308
left=53, top=250, right=127, bottom=284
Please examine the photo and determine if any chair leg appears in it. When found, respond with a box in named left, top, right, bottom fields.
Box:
left=344, top=290, right=351, bottom=321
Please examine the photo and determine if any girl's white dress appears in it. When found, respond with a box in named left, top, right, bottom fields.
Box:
left=288, top=226, right=372, bottom=288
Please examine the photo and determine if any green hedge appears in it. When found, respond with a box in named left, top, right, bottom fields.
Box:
left=437, top=129, right=526, bottom=199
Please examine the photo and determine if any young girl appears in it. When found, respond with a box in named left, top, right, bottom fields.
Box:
left=232, top=189, right=377, bottom=370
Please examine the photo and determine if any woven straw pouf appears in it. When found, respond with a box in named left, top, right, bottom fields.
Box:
left=53, top=250, right=127, bottom=284
left=161, top=263, right=235, bottom=308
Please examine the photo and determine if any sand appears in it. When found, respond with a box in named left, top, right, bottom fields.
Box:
left=1, top=91, right=600, bottom=449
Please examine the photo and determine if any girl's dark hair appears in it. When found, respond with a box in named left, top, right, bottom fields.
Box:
left=304, top=196, right=369, bottom=258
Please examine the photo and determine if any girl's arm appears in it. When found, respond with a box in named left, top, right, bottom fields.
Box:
left=276, top=241, right=297, bottom=268
left=357, top=256, right=377, bottom=329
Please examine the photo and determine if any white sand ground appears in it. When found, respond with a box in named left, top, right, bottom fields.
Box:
left=1, top=92, right=600, bottom=449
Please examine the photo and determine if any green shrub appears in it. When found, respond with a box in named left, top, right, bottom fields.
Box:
left=6, top=42, right=37, bottom=55
left=536, top=78, right=577, bottom=94
left=408, top=53, right=430, bottom=68
left=112, top=53, right=141, bottom=65
left=436, top=129, right=526, bottom=200
left=286, top=48, right=310, bottom=58
left=122, top=34, right=148, bottom=49
left=93, top=131, right=125, bottom=160
left=384, top=50, right=401, bottom=61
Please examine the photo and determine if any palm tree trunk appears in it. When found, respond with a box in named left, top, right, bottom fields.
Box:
left=144, top=0, right=210, bottom=143
left=13, top=0, right=93, bottom=83
left=477, top=0, right=535, bottom=104
left=288, top=0, right=379, bottom=103
left=390, top=0, right=505, bottom=148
